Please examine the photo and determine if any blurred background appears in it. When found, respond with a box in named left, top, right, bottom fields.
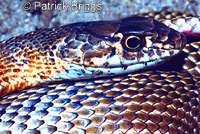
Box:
left=0, top=0, right=200, bottom=41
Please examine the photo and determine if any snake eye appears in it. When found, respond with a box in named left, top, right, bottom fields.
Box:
left=125, top=36, right=141, bottom=49
left=121, top=35, right=145, bottom=51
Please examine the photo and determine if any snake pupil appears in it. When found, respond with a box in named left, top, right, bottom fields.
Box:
left=125, top=36, right=141, bottom=49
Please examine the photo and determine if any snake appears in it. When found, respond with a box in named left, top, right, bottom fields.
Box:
left=0, top=11, right=199, bottom=134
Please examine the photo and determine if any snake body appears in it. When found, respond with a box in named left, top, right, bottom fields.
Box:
left=0, top=11, right=199, bottom=133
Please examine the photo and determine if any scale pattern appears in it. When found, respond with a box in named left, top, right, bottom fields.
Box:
left=0, top=71, right=199, bottom=134
left=0, top=11, right=200, bottom=134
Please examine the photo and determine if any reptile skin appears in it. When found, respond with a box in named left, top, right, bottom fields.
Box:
left=0, top=11, right=199, bottom=134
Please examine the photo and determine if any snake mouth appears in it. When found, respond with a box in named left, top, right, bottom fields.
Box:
left=85, top=45, right=183, bottom=76
left=85, top=57, right=166, bottom=77
left=84, top=47, right=182, bottom=77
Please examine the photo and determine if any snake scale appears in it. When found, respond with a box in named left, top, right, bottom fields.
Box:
left=0, top=11, right=200, bottom=134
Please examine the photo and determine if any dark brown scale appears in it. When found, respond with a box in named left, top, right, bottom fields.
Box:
left=43, top=45, right=49, bottom=50
left=123, top=52, right=137, bottom=60
left=99, top=97, right=114, bottom=105
left=91, top=115, right=105, bottom=124
left=13, top=68, right=21, bottom=73
left=88, top=35, right=102, bottom=45
left=51, top=45, right=57, bottom=50
left=84, top=21, right=119, bottom=36
left=84, top=51, right=106, bottom=60
left=102, top=123, right=118, bottom=132
left=64, top=36, right=74, bottom=44
left=89, top=92, right=105, bottom=99
left=49, top=51, right=54, bottom=57
left=134, top=122, right=146, bottom=131
left=137, top=51, right=145, bottom=59
left=81, top=43, right=94, bottom=51
left=49, top=58, right=55, bottom=63
left=137, top=112, right=149, bottom=121
left=139, top=88, right=154, bottom=95
left=169, top=50, right=174, bottom=55
left=86, top=126, right=102, bottom=133
left=75, top=34, right=88, bottom=42
left=0, top=71, right=4, bottom=75
left=141, top=103, right=155, bottom=112
left=2, top=76, right=9, bottom=83
left=67, top=40, right=82, bottom=49
left=94, top=106, right=110, bottom=114
left=115, top=96, right=131, bottom=103
left=0, top=64, right=6, bottom=69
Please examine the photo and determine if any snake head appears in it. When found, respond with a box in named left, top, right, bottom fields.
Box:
left=55, top=15, right=186, bottom=78
left=62, top=15, right=185, bottom=76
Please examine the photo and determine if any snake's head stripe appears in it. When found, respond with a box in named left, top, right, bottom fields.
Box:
left=0, top=16, right=186, bottom=97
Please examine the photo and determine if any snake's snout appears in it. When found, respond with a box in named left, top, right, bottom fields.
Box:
left=152, top=20, right=186, bottom=51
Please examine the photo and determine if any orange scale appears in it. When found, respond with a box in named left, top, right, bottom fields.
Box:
left=36, top=66, right=43, bottom=70
left=39, top=71, right=45, bottom=75
left=24, top=69, right=34, bottom=73
left=57, top=61, right=61, bottom=64
left=46, top=70, right=52, bottom=75
left=0, top=85, right=10, bottom=97
left=17, top=64, right=24, bottom=67
left=27, top=55, right=35, bottom=60
left=7, top=64, right=15, bottom=68
left=36, top=57, right=41, bottom=60
left=12, top=82, right=19, bottom=91
left=32, top=74, right=37, bottom=78
left=23, top=53, right=28, bottom=58
left=5, top=69, right=12, bottom=74
left=42, top=76, right=50, bottom=80
left=11, top=59, right=18, bottom=63
left=18, top=81, right=29, bottom=90
left=28, top=65, right=35, bottom=68
left=35, top=61, right=43, bottom=65
left=0, top=60, right=5, bottom=63
left=13, top=68, right=21, bottom=73
left=55, top=70, right=61, bottom=74
left=53, top=67, right=58, bottom=70
left=27, top=74, right=34, bottom=78
left=0, top=65, right=6, bottom=69
left=16, top=51, right=23, bottom=57
left=11, top=74, right=19, bottom=78
left=22, top=74, right=28, bottom=78
left=6, top=56, right=13, bottom=60
left=61, top=65, right=66, bottom=70
left=29, top=61, right=35, bottom=64
left=45, top=66, right=51, bottom=70
left=0, top=71, right=4, bottom=75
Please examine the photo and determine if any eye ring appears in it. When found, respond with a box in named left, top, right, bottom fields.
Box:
left=124, top=36, right=141, bottom=49
left=121, top=35, right=145, bottom=51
